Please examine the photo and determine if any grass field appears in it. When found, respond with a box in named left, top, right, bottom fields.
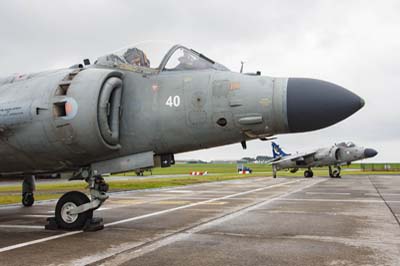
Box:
left=1, top=163, right=399, bottom=205
left=118, top=163, right=400, bottom=176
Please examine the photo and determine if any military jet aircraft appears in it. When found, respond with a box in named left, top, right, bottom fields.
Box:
left=269, top=142, right=378, bottom=178
left=0, top=43, right=365, bottom=230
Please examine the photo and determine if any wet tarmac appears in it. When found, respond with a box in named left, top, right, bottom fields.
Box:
left=0, top=175, right=399, bottom=266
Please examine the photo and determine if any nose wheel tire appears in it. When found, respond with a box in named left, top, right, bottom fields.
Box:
left=329, top=166, right=341, bottom=178
left=304, top=170, right=314, bottom=178
left=22, top=192, right=34, bottom=207
left=330, top=172, right=341, bottom=178
left=55, top=191, right=93, bottom=230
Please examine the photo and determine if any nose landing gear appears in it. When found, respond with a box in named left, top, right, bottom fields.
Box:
left=46, top=174, right=109, bottom=231
left=304, top=169, right=314, bottom=178
left=329, top=166, right=341, bottom=178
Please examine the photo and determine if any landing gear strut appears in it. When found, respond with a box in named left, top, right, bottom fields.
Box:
left=46, top=174, right=109, bottom=231
left=304, top=168, right=314, bottom=178
left=329, top=166, right=341, bottom=178
left=22, top=175, right=35, bottom=207
left=272, top=165, right=277, bottom=178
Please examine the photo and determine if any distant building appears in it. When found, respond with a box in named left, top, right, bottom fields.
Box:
left=240, top=157, right=256, bottom=163
left=186, top=160, right=208, bottom=164
left=255, top=155, right=272, bottom=164
left=210, top=160, right=236, bottom=164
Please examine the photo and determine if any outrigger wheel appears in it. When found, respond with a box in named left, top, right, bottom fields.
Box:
left=22, top=192, right=34, bottom=207
left=22, top=175, right=36, bottom=207
left=55, top=191, right=93, bottom=230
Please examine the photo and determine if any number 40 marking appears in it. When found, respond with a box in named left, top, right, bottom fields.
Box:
left=165, top=96, right=181, bottom=107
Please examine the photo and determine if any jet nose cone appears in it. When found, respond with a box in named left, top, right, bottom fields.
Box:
left=364, top=148, right=378, bottom=158
left=286, top=78, right=364, bottom=132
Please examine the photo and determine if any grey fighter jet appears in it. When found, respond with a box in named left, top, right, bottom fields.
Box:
left=269, top=142, right=378, bottom=178
left=0, top=43, right=365, bottom=230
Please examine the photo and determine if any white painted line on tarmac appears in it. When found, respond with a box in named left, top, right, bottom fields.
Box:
left=278, top=198, right=400, bottom=203
left=0, top=225, right=44, bottom=229
left=194, top=190, right=240, bottom=194
left=306, top=192, right=350, bottom=195
left=363, top=193, right=379, bottom=196
left=364, top=193, right=400, bottom=196
left=0, top=231, right=81, bottom=253
left=0, top=179, right=301, bottom=254
left=167, top=190, right=193, bottom=193
left=21, top=215, right=51, bottom=218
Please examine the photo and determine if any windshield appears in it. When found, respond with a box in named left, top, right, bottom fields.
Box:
left=163, top=46, right=229, bottom=71
left=337, top=142, right=356, bottom=148
left=345, top=141, right=355, bottom=147
left=94, top=42, right=229, bottom=73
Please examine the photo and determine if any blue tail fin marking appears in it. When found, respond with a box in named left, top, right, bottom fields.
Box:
left=272, top=142, right=289, bottom=158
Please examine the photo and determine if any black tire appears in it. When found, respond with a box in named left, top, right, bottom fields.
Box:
left=22, top=192, right=34, bottom=207
left=55, top=191, right=93, bottom=230
left=304, top=170, right=313, bottom=178
left=331, top=169, right=341, bottom=178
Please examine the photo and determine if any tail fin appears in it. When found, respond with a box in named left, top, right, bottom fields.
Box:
left=272, top=142, right=289, bottom=158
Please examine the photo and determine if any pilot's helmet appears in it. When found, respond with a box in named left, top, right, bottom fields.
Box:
left=178, top=50, right=193, bottom=65
left=123, top=48, right=150, bottom=67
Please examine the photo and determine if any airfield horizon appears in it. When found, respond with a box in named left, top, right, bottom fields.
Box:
left=0, top=163, right=399, bottom=205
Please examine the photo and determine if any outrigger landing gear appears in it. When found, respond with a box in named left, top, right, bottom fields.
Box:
left=22, top=175, right=36, bottom=207
left=329, top=166, right=341, bottom=178
left=304, top=168, right=314, bottom=178
left=46, top=173, right=109, bottom=231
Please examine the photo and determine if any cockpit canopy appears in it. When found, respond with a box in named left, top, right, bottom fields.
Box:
left=337, top=142, right=356, bottom=148
left=95, top=43, right=229, bottom=73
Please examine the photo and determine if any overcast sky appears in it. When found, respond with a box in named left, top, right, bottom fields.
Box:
left=0, top=0, right=398, bottom=162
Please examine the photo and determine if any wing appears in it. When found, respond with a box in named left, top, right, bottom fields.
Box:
left=269, top=151, right=316, bottom=165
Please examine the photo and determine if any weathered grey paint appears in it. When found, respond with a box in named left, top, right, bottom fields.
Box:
left=0, top=50, right=365, bottom=176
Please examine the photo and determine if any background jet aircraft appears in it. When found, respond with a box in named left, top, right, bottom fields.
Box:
left=0, top=43, right=365, bottom=230
left=269, top=142, right=378, bottom=178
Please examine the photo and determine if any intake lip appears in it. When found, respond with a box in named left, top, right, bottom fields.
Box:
left=286, top=78, right=364, bottom=132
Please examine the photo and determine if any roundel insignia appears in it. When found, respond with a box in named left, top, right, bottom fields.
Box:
left=63, top=98, right=78, bottom=120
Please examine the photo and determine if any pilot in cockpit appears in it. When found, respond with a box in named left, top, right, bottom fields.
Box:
left=175, top=50, right=194, bottom=70
left=123, top=48, right=150, bottom=67
left=175, top=50, right=209, bottom=70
